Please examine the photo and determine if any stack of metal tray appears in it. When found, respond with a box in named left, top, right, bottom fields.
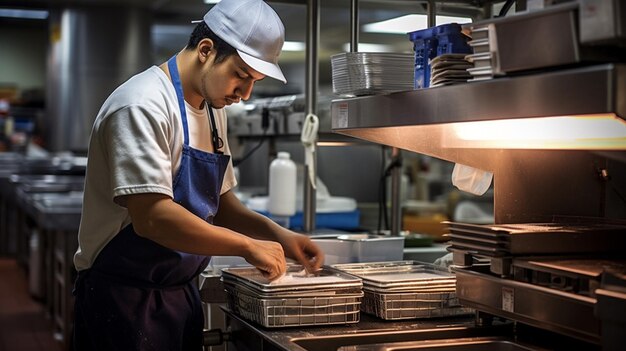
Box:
left=332, top=261, right=473, bottom=320
left=331, top=52, right=414, bottom=96
left=445, top=221, right=626, bottom=257
left=221, top=265, right=363, bottom=328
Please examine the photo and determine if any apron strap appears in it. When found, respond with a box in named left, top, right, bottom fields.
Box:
left=168, top=55, right=190, bottom=146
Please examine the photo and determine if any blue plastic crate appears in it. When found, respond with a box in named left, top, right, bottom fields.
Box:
left=256, top=210, right=361, bottom=231
left=408, top=23, right=471, bottom=89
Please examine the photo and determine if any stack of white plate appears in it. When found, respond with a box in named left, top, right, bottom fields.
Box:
left=331, top=52, right=414, bottom=96
left=429, top=54, right=473, bottom=87
left=332, top=261, right=473, bottom=320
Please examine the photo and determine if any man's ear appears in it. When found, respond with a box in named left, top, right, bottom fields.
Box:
left=198, top=38, right=214, bottom=63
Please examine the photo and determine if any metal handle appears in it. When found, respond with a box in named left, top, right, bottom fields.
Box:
left=202, top=328, right=230, bottom=346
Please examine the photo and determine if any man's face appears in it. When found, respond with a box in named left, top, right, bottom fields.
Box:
left=200, top=53, right=265, bottom=109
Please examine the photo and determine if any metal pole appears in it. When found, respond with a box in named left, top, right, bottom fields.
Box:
left=350, top=0, right=359, bottom=52
left=390, top=148, right=402, bottom=236
left=303, top=0, right=319, bottom=233
left=427, top=0, right=436, bottom=27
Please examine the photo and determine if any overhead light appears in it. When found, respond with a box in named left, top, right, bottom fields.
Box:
left=0, top=8, right=48, bottom=20
left=450, top=115, right=626, bottom=149
left=282, top=41, right=305, bottom=51
left=363, top=14, right=471, bottom=34
left=203, top=0, right=221, bottom=4
left=341, top=43, right=394, bottom=52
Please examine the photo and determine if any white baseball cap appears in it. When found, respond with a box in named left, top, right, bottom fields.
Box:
left=202, top=0, right=287, bottom=83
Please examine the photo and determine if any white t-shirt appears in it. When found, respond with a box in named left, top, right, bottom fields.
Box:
left=74, top=66, right=237, bottom=271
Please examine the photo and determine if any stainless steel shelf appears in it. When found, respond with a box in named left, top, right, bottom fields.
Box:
left=330, top=64, right=626, bottom=168
left=331, top=64, right=625, bottom=129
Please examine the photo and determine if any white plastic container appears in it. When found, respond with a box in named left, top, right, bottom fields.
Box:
left=268, top=151, right=297, bottom=217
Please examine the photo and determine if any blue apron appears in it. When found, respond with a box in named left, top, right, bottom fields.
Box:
left=73, top=56, right=230, bottom=351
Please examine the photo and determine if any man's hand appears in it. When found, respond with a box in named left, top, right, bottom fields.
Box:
left=243, top=239, right=287, bottom=281
left=276, top=231, right=324, bottom=273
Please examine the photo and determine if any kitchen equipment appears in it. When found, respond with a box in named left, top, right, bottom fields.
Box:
left=464, top=2, right=625, bottom=79
left=511, top=258, right=626, bottom=298
left=221, top=265, right=363, bottom=328
left=332, top=261, right=472, bottom=320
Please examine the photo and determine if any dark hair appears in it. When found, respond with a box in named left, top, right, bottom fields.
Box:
left=186, top=22, right=237, bottom=64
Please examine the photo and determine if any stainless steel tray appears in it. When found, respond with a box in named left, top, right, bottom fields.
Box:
left=222, top=280, right=362, bottom=299
left=360, top=290, right=472, bottom=320
left=365, top=284, right=457, bottom=294
left=221, top=264, right=362, bottom=293
left=332, top=261, right=456, bottom=289
left=445, top=221, right=626, bottom=256
left=224, top=283, right=362, bottom=328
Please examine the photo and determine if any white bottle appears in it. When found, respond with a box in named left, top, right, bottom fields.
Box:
left=268, top=152, right=297, bottom=218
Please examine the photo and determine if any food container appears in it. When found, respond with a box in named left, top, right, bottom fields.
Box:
left=311, top=234, right=405, bottom=264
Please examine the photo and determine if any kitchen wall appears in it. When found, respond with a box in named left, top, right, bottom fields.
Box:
left=0, top=22, right=47, bottom=95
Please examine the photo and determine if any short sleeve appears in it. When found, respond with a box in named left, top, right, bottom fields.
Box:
left=98, top=104, right=174, bottom=204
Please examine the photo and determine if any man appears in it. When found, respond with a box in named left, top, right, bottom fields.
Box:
left=72, top=0, right=324, bottom=349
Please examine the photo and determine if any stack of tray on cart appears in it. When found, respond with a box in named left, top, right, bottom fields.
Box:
left=221, top=265, right=363, bottom=328
left=332, top=261, right=473, bottom=320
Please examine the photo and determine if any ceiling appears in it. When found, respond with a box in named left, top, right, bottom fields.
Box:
left=0, top=0, right=489, bottom=95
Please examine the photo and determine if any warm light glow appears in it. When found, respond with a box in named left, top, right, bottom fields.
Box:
left=363, top=14, right=472, bottom=34
left=450, top=115, right=626, bottom=149
left=317, top=141, right=354, bottom=147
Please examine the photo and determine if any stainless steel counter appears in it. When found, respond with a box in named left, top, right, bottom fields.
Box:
left=221, top=307, right=512, bottom=351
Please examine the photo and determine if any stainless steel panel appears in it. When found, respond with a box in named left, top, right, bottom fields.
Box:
left=454, top=266, right=600, bottom=343
left=336, top=336, right=544, bottom=351
left=46, top=6, right=152, bottom=153
left=482, top=3, right=579, bottom=74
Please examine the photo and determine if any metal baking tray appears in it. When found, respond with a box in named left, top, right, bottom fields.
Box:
left=332, top=261, right=456, bottom=289
left=224, top=283, right=362, bottom=328
left=221, top=264, right=362, bottom=293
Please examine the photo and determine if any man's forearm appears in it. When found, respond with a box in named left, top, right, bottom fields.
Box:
left=214, top=191, right=287, bottom=241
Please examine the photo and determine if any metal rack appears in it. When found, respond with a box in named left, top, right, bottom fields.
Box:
left=329, top=2, right=626, bottom=348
